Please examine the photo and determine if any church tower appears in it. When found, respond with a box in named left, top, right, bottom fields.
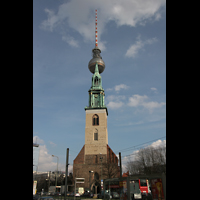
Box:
left=73, top=10, right=119, bottom=194
left=84, top=60, right=108, bottom=156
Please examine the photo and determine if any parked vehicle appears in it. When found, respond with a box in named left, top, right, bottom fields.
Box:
left=139, top=179, right=148, bottom=196
left=54, top=192, right=61, bottom=196
left=81, top=191, right=91, bottom=197
left=43, top=192, right=51, bottom=196
left=112, top=192, right=119, bottom=199
left=75, top=192, right=80, bottom=196
left=77, top=187, right=84, bottom=195
left=101, top=190, right=112, bottom=199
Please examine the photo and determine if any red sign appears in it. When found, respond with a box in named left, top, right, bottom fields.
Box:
left=119, top=181, right=127, bottom=188
left=150, top=179, right=165, bottom=200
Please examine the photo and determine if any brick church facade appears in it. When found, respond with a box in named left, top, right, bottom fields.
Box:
left=73, top=144, right=119, bottom=193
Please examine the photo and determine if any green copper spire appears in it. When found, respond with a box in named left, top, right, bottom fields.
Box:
left=91, top=62, right=102, bottom=89
left=94, top=61, right=99, bottom=73
left=85, top=62, right=108, bottom=115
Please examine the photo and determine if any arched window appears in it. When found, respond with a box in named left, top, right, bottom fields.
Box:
left=94, top=76, right=98, bottom=86
left=94, top=172, right=99, bottom=179
left=93, top=114, right=99, bottom=125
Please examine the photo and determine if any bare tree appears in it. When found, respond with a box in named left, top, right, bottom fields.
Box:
left=126, top=160, right=140, bottom=175
left=57, top=173, right=65, bottom=185
left=126, top=146, right=166, bottom=175
left=102, top=163, right=119, bottom=178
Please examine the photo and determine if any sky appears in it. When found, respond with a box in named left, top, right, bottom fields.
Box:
left=33, top=0, right=166, bottom=173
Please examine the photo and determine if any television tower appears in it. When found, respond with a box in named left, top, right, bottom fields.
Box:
left=88, top=9, right=105, bottom=74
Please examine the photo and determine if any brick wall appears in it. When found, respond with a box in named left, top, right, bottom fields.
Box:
left=73, top=144, right=119, bottom=192
left=73, top=145, right=85, bottom=164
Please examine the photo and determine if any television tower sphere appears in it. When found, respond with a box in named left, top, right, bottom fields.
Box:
left=88, top=47, right=105, bottom=74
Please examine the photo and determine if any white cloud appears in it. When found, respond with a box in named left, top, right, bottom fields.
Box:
left=115, top=84, right=129, bottom=92
left=40, top=8, right=59, bottom=32
left=150, top=87, right=158, bottom=93
left=128, top=94, right=148, bottom=107
left=106, top=95, right=125, bottom=109
left=125, top=39, right=143, bottom=58
left=106, top=88, right=113, bottom=91
left=62, top=35, right=79, bottom=48
left=98, top=41, right=107, bottom=51
left=33, top=136, right=64, bottom=172
left=143, top=101, right=165, bottom=110
left=155, top=13, right=162, bottom=21
left=105, top=89, right=165, bottom=112
left=149, top=139, right=166, bottom=148
left=38, top=144, right=66, bottom=172
left=38, top=144, right=57, bottom=172
left=33, top=136, right=44, bottom=144
left=128, top=94, right=165, bottom=112
left=49, top=141, right=57, bottom=147
left=106, top=84, right=129, bottom=92
left=40, top=0, right=165, bottom=48
left=107, top=101, right=124, bottom=109
left=125, top=36, right=158, bottom=58
left=146, top=37, right=158, bottom=45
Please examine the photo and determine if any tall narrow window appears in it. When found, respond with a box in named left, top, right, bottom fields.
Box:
left=94, top=128, right=98, bottom=141
left=93, top=114, right=99, bottom=125
left=94, top=76, right=98, bottom=85
left=94, top=132, right=98, bottom=140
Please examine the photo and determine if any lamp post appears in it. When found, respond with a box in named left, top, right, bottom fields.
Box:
left=52, top=155, right=59, bottom=187
left=89, top=170, right=94, bottom=193
left=99, top=153, right=103, bottom=193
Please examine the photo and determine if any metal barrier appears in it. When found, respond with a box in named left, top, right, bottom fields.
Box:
left=41, top=198, right=97, bottom=200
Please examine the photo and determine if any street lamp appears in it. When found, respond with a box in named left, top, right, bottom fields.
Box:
left=52, top=155, right=59, bottom=187
left=89, top=170, right=94, bottom=193
left=99, top=153, right=103, bottom=193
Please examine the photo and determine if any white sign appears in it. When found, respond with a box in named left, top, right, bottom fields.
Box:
left=33, top=181, right=37, bottom=195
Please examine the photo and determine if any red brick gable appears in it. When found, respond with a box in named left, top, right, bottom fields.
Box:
left=73, top=145, right=85, bottom=164
left=122, top=171, right=129, bottom=177
left=107, top=144, right=118, bottom=164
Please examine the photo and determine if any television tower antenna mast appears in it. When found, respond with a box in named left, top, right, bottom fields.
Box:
left=95, top=9, right=98, bottom=47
